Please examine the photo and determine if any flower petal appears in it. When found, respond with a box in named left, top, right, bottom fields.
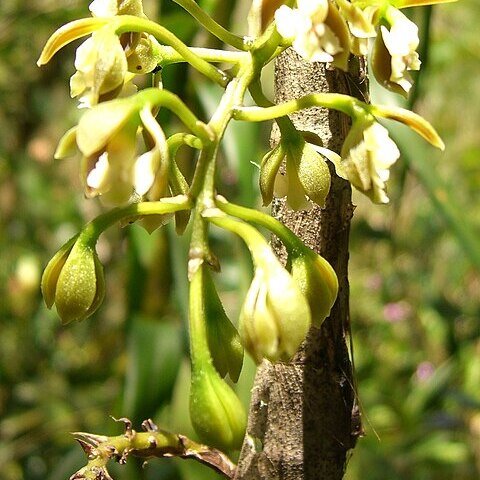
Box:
left=37, top=17, right=109, bottom=66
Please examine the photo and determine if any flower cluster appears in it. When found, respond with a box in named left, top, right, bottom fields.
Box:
left=205, top=211, right=338, bottom=363
left=36, top=0, right=449, bottom=463
left=275, top=0, right=453, bottom=97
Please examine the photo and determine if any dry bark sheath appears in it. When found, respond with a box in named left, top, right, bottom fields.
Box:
left=234, top=49, right=366, bottom=480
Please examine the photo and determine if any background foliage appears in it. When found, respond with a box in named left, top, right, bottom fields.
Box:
left=1, top=1, right=479, bottom=479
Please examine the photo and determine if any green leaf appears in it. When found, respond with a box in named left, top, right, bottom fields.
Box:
left=122, top=315, right=183, bottom=424
left=391, top=123, right=480, bottom=272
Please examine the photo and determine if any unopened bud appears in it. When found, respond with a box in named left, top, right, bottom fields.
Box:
left=290, top=249, right=338, bottom=327
left=189, top=362, right=246, bottom=451
left=41, top=236, right=105, bottom=324
left=240, top=249, right=311, bottom=363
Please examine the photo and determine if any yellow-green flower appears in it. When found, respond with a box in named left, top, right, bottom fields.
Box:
left=239, top=247, right=311, bottom=363
left=372, top=7, right=421, bottom=96
left=38, top=0, right=160, bottom=107
left=336, top=0, right=378, bottom=56
left=56, top=98, right=169, bottom=206
left=70, top=27, right=129, bottom=108
left=275, top=0, right=350, bottom=70
left=335, top=116, right=400, bottom=204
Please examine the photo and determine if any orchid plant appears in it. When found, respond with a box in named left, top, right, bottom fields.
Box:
left=37, top=0, right=454, bottom=478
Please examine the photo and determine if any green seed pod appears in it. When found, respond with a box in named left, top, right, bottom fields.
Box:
left=41, top=236, right=105, bottom=324
left=203, top=268, right=244, bottom=382
left=290, top=249, right=338, bottom=327
left=189, top=362, right=246, bottom=451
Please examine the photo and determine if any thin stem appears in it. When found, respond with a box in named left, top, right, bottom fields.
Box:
left=214, top=197, right=303, bottom=253
left=135, top=88, right=215, bottom=143
left=233, top=93, right=360, bottom=122
left=112, top=15, right=230, bottom=87
left=81, top=196, right=192, bottom=241
left=189, top=264, right=213, bottom=367
left=172, top=0, right=247, bottom=50
left=157, top=45, right=247, bottom=66
left=204, top=211, right=271, bottom=262
left=168, top=132, right=204, bottom=152
left=248, top=79, right=298, bottom=137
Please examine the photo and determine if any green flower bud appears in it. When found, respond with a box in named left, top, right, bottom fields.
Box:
left=41, top=236, right=105, bottom=324
left=240, top=248, right=311, bottom=363
left=273, top=139, right=331, bottom=211
left=290, top=249, right=338, bottom=327
left=203, top=268, right=244, bottom=383
left=203, top=212, right=312, bottom=364
left=259, top=143, right=284, bottom=207
left=189, top=362, right=246, bottom=451
left=260, top=137, right=331, bottom=211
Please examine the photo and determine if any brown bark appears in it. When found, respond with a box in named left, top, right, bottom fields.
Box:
left=234, top=49, right=366, bottom=480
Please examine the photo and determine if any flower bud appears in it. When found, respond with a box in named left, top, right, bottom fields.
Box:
left=189, top=362, right=246, bottom=451
left=240, top=249, right=311, bottom=363
left=259, top=143, right=285, bottom=207
left=273, top=139, right=331, bottom=211
left=41, top=236, right=105, bottom=324
left=290, top=249, right=338, bottom=327
left=203, top=268, right=244, bottom=382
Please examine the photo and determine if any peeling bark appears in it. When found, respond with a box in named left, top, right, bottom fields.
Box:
left=234, top=49, right=366, bottom=480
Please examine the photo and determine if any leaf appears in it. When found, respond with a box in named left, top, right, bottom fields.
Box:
left=122, top=315, right=183, bottom=424
left=391, top=123, right=480, bottom=272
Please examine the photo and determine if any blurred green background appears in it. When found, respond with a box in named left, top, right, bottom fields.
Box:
left=0, top=1, right=479, bottom=479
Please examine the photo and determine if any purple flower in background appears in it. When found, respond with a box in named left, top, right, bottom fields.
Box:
left=383, top=300, right=412, bottom=322
left=416, top=361, right=435, bottom=383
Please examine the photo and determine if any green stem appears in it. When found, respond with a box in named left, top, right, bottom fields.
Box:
left=112, top=15, right=230, bottom=87
left=168, top=132, right=204, bottom=152
left=172, top=0, right=247, bottom=50
left=214, top=197, right=303, bottom=253
left=203, top=211, right=271, bottom=263
left=134, top=88, right=215, bottom=143
left=189, top=263, right=213, bottom=367
left=248, top=79, right=299, bottom=137
left=157, top=45, right=247, bottom=66
left=232, top=93, right=361, bottom=122
left=80, top=196, right=192, bottom=242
